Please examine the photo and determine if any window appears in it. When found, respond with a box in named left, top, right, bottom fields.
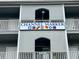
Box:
left=35, top=8, right=49, bottom=20
left=35, top=37, right=50, bottom=51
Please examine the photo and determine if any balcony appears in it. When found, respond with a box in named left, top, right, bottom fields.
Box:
left=0, top=51, right=79, bottom=59
left=0, top=52, right=67, bottom=59
left=0, top=20, right=18, bottom=34
left=19, top=51, right=79, bottom=59
left=3, top=51, right=79, bottom=59
left=0, top=52, right=17, bottom=59
left=66, top=19, right=79, bottom=33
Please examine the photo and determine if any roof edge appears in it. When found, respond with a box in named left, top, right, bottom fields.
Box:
left=0, top=1, right=78, bottom=5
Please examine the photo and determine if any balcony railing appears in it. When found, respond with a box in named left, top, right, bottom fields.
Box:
left=0, top=51, right=78, bottom=59
left=19, top=52, right=67, bottom=59
left=66, top=19, right=79, bottom=30
left=0, top=52, right=17, bottom=59
left=0, top=20, right=18, bottom=32
left=69, top=51, right=79, bottom=59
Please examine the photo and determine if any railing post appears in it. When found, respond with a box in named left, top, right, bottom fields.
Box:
left=50, top=52, right=52, bottom=59
left=33, top=52, right=35, bottom=59
left=67, top=51, right=70, bottom=59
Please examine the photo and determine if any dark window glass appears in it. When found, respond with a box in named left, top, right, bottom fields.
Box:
left=35, top=37, right=50, bottom=51
left=35, top=8, right=49, bottom=20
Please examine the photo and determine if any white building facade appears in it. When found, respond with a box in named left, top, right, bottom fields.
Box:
left=0, top=0, right=78, bottom=59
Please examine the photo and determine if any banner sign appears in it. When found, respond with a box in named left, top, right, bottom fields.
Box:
left=20, top=21, right=65, bottom=31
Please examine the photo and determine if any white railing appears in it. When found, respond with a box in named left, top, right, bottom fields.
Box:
left=69, top=51, right=79, bottom=59
left=0, top=20, right=18, bottom=32
left=66, top=19, right=79, bottom=30
left=19, top=52, right=67, bottom=59
left=0, top=51, right=78, bottom=59
left=35, top=52, right=50, bottom=59
left=53, top=52, right=67, bottom=59
left=0, top=52, right=17, bottom=59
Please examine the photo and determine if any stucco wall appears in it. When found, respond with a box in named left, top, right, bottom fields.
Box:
left=19, top=31, right=67, bottom=52
left=18, top=5, right=68, bottom=52
left=21, top=5, right=64, bottom=21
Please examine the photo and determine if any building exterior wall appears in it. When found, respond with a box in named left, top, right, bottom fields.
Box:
left=21, top=5, right=64, bottom=21
left=19, top=31, right=67, bottom=52
left=18, top=5, right=68, bottom=52
left=0, top=0, right=78, bottom=59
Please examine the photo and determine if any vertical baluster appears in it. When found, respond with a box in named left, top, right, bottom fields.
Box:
left=21, top=52, right=23, bottom=59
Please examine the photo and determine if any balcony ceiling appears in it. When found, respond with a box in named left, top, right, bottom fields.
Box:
left=0, top=34, right=17, bottom=43
left=0, top=7, right=19, bottom=19
left=65, top=6, right=79, bottom=18
left=0, top=7, right=19, bottom=14
left=65, top=7, right=79, bottom=13
left=68, top=34, right=79, bottom=45
left=68, top=34, right=79, bottom=39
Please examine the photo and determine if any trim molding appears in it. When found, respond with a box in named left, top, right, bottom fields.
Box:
left=0, top=1, right=79, bottom=5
